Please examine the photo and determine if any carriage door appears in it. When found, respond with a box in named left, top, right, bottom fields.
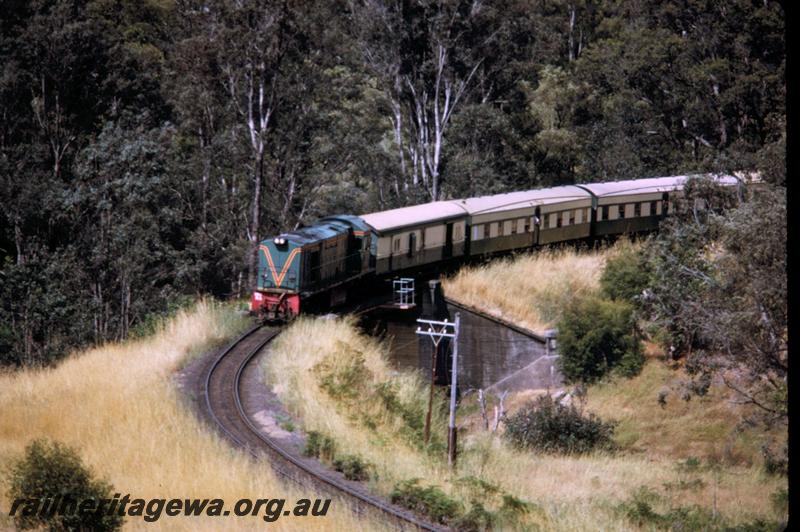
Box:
left=309, top=249, right=321, bottom=286
left=443, top=223, right=454, bottom=259
left=533, top=207, right=541, bottom=246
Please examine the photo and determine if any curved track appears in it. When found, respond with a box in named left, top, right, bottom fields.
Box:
left=204, top=323, right=444, bottom=531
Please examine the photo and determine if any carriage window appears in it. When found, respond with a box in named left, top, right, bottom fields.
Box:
left=575, top=209, right=583, bottom=224
left=472, top=224, right=484, bottom=240
left=517, top=218, right=526, bottom=234
left=489, top=222, right=499, bottom=238
left=408, top=232, right=416, bottom=255
left=453, top=224, right=463, bottom=241
left=634, top=203, right=641, bottom=217
left=650, top=201, right=657, bottom=215
left=619, top=205, right=626, bottom=219
left=557, top=212, right=563, bottom=228
left=393, top=237, right=401, bottom=253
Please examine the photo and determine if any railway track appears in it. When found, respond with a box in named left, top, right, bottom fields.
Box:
left=204, top=323, right=445, bottom=531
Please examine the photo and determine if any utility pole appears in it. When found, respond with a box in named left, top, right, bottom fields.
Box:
left=448, top=313, right=460, bottom=468
left=425, top=343, right=437, bottom=443
left=415, top=312, right=460, bottom=467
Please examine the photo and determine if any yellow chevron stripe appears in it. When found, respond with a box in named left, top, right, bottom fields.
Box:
left=259, top=245, right=302, bottom=287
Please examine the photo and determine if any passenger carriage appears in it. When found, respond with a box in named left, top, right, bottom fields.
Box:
left=251, top=173, right=742, bottom=321
left=359, top=202, right=469, bottom=275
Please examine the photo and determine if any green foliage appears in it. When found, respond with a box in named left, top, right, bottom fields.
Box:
left=503, top=394, right=616, bottom=454
left=761, top=444, right=788, bottom=477
left=0, top=0, right=786, bottom=369
left=600, top=244, right=650, bottom=303
left=662, top=478, right=706, bottom=492
left=452, top=502, right=495, bottom=532
left=313, top=348, right=370, bottom=401
left=313, top=345, right=446, bottom=453
left=304, top=431, right=370, bottom=481
left=452, top=476, right=537, bottom=529
left=303, top=431, right=336, bottom=462
left=332, top=454, right=371, bottom=482
left=678, top=456, right=702, bottom=472
left=390, top=479, right=463, bottom=526
left=641, top=185, right=787, bottom=426
left=128, top=294, right=197, bottom=339
left=617, top=486, right=785, bottom=531
left=373, top=381, right=432, bottom=449
left=557, top=296, right=643, bottom=383
left=769, top=488, right=788, bottom=515
left=7, top=439, right=123, bottom=531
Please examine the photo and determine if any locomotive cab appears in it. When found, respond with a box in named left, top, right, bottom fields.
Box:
left=251, top=215, right=374, bottom=322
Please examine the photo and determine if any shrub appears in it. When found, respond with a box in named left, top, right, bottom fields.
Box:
left=303, top=431, right=336, bottom=461
left=557, top=296, right=643, bottom=382
left=390, top=479, right=463, bottom=525
left=452, top=502, right=495, bottom=531
left=617, top=486, right=663, bottom=527
left=618, top=486, right=785, bottom=531
left=332, top=454, right=371, bottom=481
left=7, top=439, right=123, bottom=531
left=503, top=394, right=615, bottom=454
left=761, top=443, right=788, bottom=476
left=770, top=488, right=788, bottom=515
left=601, top=243, right=650, bottom=303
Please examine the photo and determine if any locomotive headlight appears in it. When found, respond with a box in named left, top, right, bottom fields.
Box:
left=274, top=237, right=286, bottom=245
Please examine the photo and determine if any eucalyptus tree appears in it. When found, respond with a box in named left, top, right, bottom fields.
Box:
left=350, top=0, right=499, bottom=201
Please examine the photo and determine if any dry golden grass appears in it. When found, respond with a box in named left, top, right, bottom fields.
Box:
left=0, top=301, right=382, bottom=531
left=264, top=316, right=450, bottom=496
left=442, top=244, right=626, bottom=333
left=269, top=317, right=787, bottom=530
left=582, top=356, right=787, bottom=465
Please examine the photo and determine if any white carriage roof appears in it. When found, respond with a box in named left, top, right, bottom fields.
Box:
left=359, top=174, right=742, bottom=233
left=454, top=185, right=591, bottom=215
left=360, top=201, right=468, bottom=233
left=577, top=174, right=739, bottom=197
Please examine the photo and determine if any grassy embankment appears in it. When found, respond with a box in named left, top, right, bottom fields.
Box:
left=442, top=244, right=613, bottom=333
left=265, top=243, right=787, bottom=529
left=0, top=301, right=382, bottom=531
left=266, top=317, right=786, bottom=529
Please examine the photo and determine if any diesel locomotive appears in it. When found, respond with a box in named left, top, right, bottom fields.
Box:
left=250, top=174, right=740, bottom=321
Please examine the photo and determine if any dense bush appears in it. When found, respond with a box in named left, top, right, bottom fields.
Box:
left=601, top=244, right=650, bottom=303
left=390, top=479, right=463, bottom=526
left=7, top=439, right=123, bottom=531
left=503, top=394, right=616, bottom=454
left=303, top=431, right=336, bottom=461
left=557, top=296, right=643, bottom=382
left=332, top=454, right=371, bottom=481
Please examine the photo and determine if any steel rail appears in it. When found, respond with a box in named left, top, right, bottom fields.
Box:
left=204, top=323, right=444, bottom=531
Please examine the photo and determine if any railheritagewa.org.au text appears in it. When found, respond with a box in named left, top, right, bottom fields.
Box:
left=7, top=494, right=331, bottom=522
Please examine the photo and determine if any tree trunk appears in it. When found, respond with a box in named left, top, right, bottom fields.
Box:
left=248, top=154, right=263, bottom=290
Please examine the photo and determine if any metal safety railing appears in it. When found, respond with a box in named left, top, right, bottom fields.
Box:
left=392, top=278, right=415, bottom=308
